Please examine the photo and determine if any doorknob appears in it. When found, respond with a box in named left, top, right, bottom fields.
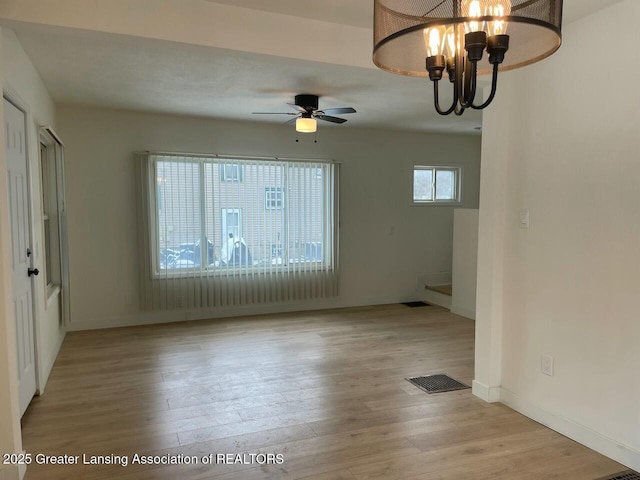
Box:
left=28, top=268, right=39, bottom=277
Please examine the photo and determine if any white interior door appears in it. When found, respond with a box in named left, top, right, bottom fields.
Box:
left=4, top=97, right=37, bottom=417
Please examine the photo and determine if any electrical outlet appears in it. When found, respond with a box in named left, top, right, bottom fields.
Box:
left=541, top=354, right=554, bottom=376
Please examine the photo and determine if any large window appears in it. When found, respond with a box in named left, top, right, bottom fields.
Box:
left=150, top=155, right=335, bottom=274
left=413, top=165, right=462, bottom=204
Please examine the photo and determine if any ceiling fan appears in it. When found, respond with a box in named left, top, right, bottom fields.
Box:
left=252, top=94, right=356, bottom=133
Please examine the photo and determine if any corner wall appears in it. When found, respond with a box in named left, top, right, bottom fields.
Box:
left=476, top=0, right=640, bottom=470
left=56, top=106, right=481, bottom=330
left=451, top=209, right=478, bottom=320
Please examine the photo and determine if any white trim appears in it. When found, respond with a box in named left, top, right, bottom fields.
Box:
left=450, top=304, right=476, bottom=320
left=40, top=126, right=64, bottom=147
left=67, top=295, right=445, bottom=332
left=45, top=284, right=60, bottom=308
left=146, top=155, right=336, bottom=279
left=422, top=289, right=452, bottom=310
left=136, top=150, right=339, bottom=164
left=36, top=325, right=65, bottom=395
left=500, top=387, right=640, bottom=472
left=0, top=460, right=26, bottom=480
left=471, top=380, right=501, bottom=403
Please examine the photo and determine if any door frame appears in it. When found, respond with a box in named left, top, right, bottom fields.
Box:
left=221, top=208, right=242, bottom=243
left=4, top=89, right=42, bottom=396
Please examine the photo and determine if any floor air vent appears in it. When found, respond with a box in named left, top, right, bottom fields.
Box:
left=596, top=472, right=640, bottom=480
left=406, top=374, right=470, bottom=394
left=401, top=301, right=431, bottom=308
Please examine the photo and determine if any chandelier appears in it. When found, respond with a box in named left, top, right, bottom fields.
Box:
left=373, top=0, right=563, bottom=115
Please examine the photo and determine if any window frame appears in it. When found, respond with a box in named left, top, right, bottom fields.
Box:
left=220, top=163, right=243, bottom=182
left=412, top=164, right=463, bottom=205
left=264, top=187, right=284, bottom=210
left=147, top=155, right=336, bottom=278
left=38, top=132, right=63, bottom=300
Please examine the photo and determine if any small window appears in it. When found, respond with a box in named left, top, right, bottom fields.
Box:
left=265, top=187, right=284, bottom=210
left=413, top=166, right=461, bottom=204
left=220, top=163, right=243, bottom=182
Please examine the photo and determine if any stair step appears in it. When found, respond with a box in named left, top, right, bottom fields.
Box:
left=425, top=284, right=452, bottom=296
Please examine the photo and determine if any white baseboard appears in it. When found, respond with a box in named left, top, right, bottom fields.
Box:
left=37, top=327, right=66, bottom=394
left=472, top=380, right=501, bottom=403
left=450, top=304, right=476, bottom=320
left=67, top=295, right=420, bottom=331
left=422, top=290, right=452, bottom=310
left=500, top=387, right=640, bottom=472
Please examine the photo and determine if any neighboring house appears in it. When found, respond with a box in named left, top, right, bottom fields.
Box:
left=156, top=160, right=324, bottom=267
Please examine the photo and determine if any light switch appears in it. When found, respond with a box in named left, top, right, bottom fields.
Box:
left=519, top=209, right=530, bottom=229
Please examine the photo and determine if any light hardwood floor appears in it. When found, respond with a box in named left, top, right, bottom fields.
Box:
left=22, top=304, right=624, bottom=479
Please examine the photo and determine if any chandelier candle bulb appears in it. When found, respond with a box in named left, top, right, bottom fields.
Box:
left=486, top=0, right=512, bottom=36
left=424, top=26, right=447, bottom=57
left=445, top=27, right=457, bottom=58
left=461, top=0, right=485, bottom=34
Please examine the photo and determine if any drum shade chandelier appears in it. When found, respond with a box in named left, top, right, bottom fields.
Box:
left=373, top=0, right=563, bottom=115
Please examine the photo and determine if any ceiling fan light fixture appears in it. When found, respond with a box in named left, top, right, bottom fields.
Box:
left=296, top=117, right=317, bottom=133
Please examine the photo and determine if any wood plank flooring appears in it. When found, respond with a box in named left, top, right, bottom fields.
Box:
left=21, top=304, right=624, bottom=479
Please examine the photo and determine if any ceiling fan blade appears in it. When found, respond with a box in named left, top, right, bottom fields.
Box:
left=252, top=112, right=298, bottom=115
left=287, top=103, right=309, bottom=113
left=316, top=114, right=347, bottom=124
left=284, top=117, right=299, bottom=125
left=320, top=107, right=357, bottom=115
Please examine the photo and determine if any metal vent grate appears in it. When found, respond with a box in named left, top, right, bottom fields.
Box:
left=402, top=301, right=431, bottom=308
left=406, top=374, right=470, bottom=394
left=596, top=472, right=640, bottom=480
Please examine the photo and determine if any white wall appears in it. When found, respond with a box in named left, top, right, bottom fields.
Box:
left=0, top=27, right=63, bottom=480
left=2, top=29, right=65, bottom=393
left=476, top=0, right=640, bottom=470
left=451, top=209, right=478, bottom=319
left=0, top=30, right=25, bottom=480
left=0, top=29, right=65, bottom=479
left=56, top=106, right=481, bottom=329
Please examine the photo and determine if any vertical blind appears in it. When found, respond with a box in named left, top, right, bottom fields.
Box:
left=136, top=152, right=339, bottom=310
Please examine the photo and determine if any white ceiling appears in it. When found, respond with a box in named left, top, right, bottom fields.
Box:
left=203, top=0, right=374, bottom=29
left=3, top=0, right=624, bottom=135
